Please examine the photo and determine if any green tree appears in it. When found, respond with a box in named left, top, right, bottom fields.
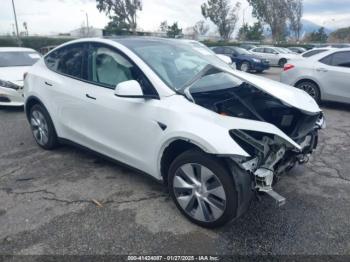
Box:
left=238, top=22, right=264, bottom=41
left=159, top=21, right=168, bottom=32
left=329, top=27, right=350, bottom=42
left=247, top=0, right=290, bottom=42
left=167, top=22, right=183, bottom=38
left=201, top=0, right=241, bottom=41
left=193, top=20, right=209, bottom=36
left=96, top=0, right=142, bottom=34
left=308, top=27, right=328, bottom=43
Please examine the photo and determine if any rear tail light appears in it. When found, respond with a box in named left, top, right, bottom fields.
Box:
left=284, top=64, right=295, bottom=71
left=23, top=72, right=28, bottom=80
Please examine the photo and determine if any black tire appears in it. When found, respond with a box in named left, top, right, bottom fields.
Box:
left=296, top=80, right=321, bottom=103
left=29, top=104, right=58, bottom=150
left=256, top=70, right=264, bottom=73
left=168, top=149, right=238, bottom=228
left=239, top=61, right=251, bottom=72
left=278, top=58, right=287, bottom=67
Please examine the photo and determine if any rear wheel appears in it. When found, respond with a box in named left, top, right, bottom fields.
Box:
left=296, top=80, right=321, bottom=103
left=168, top=150, right=237, bottom=228
left=29, top=104, right=58, bottom=150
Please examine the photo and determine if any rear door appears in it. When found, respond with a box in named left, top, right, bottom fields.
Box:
left=317, top=51, right=350, bottom=103
left=43, top=43, right=91, bottom=144
left=264, top=48, right=279, bottom=65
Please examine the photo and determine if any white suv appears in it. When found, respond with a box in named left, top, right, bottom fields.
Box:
left=24, top=38, right=324, bottom=228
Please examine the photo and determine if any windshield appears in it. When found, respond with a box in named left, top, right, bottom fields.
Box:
left=0, top=51, right=40, bottom=67
left=117, top=39, right=233, bottom=91
left=233, top=47, right=251, bottom=55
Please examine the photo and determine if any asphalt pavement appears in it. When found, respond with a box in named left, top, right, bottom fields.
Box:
left=0, top=68, right=350, bottom=255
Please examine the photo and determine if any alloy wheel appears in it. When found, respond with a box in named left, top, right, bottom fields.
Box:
left=240, top=63, right=249, bottom=72
left=173, top=163, right=226, bottom=222
left=299, top=82, right=317, bottom=99
left=30, top=110, right=49, bottom=146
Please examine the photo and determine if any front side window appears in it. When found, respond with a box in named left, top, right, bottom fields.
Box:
left=45, top=44, right=85, bottom=79
left=88, top=44, right=157, bottom=96
left=90, top=46, right=134, bottom=87
left=0, top=51, right=40, bottom=67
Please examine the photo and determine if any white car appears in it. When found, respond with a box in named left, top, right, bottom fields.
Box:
left=299, top=48, right=335, bottom=59
left=281, top=48, right=350, bottom=104
left=251, top=46, right=299, bottom=67
left=0, top=47, right=41, bottom=106
left=24, top=38, right=325, bottom=228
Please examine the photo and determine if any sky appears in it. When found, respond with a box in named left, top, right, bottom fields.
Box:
left=0, top=0, right=350, bottom=36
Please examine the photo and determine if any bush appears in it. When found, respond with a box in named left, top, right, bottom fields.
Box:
left=0, top=36, right=75, bottom=51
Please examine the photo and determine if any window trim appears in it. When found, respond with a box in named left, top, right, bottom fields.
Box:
left=44, top=42, right=160, bottom=99
left=44, top=43, right=88, bottom=82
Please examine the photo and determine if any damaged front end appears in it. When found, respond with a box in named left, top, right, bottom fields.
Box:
left=185, top=70, right=325, bottom=205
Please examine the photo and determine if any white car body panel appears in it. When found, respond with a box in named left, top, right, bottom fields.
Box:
left=25, top=38, right=322, bottom=181
left=281, top=48, right=350, bottom=104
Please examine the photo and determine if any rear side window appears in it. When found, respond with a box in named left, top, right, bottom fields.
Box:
left=264, top=48, right=275, bottom=54
left=253, top=48, right=264, bottom=53
left=320, top=52, right=350, bottom=68
left=330, top=52, right=350, bottom=68
left=45, top=44, right=86, bottom=79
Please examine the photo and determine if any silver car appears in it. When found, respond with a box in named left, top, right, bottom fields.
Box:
left=251, top=46, right=299, bottom=67
left=280, top=48, right=350, bottom=104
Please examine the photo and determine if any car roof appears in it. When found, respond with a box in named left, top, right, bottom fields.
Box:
left=0, top=47, right=37, bottom=52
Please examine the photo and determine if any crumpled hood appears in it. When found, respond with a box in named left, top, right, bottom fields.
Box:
left=229, top=69, right=321, bottom=114
left=0, top=66, right=30, bottom=86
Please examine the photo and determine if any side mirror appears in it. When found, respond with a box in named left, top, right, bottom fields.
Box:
left=114, top=80, right=144, bottom=98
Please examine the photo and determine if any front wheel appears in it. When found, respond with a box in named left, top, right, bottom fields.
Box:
left=239, top=62, right=250, bottom=72
left=278, top=58, right=287, bottom=67
left=168, top=150, right=238, bottom=228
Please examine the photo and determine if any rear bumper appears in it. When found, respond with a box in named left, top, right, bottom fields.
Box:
left=0, top=86, right=24, bottom=106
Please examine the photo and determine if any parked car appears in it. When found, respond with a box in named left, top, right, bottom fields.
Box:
left=40, top=45, right=57, bottom=55
left=211, top=46, right=270, bottom=73
left=250, top=46, right=299, bottom=67
left=299, top=48, right=335, bottom=59
left=0, top=47, right=41, bottom=106
left=240, top=44, right=257, bottom=51
left=24, top=37, right=325, bottom=228
left=181, top=40, right=236, bottom=69
left=288, top=47, right=307, bottom=54
left=281, top=48, right=350, bottom=104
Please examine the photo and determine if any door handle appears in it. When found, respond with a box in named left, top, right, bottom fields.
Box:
left=316, top=68, right=328, bottom=72
left=86, top=94, right=96, bottom=100
left=45, top=81, right=53, bottom=86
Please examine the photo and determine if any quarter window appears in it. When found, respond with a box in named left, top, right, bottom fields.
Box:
left=45, top=44, right=85, bottom=79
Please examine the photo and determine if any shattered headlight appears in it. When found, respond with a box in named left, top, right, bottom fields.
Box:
left=0, top=79, right=20, bottom=90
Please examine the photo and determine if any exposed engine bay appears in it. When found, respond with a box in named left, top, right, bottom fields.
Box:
left=186, top=72, right=325, bottom=205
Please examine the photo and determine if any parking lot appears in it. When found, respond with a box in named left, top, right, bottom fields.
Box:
left=0, top=67, right=350, bottom=255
